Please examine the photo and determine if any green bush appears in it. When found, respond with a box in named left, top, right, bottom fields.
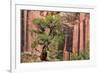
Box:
left=70, top=48, right=90, bottom=60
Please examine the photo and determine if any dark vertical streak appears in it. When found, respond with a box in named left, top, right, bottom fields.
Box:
left=71, top=29, right=73, bottom=53
left=83, top=20, right=86, bottom=49
left=26, top=10, right=29, bottom=50
left=66, top=29, right=73, bottom=52
left=83, top=20, right=86, bottom=54
left=78, top=14, right=80, bottom=56
left=69, top=52, right=70, bottom=60
left=21, top=10, right=24, bottom=52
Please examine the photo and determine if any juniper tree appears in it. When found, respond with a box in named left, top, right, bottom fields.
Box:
left=31, top=14, right=64, bottom=61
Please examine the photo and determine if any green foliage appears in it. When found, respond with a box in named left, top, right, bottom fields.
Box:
left=71, top=51, right=89, bottom=60
left=32, top=18, right=43, bottom=25
left=32, top=15, right=61, bottom=28
left=31, top=14, right=64, bottom=61
left=31, top=39, right=38, bottom=48
left=70, top=47, right=90, bottom=60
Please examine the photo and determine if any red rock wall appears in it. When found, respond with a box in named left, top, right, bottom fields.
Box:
left=21, top=11, right=90, bottom=60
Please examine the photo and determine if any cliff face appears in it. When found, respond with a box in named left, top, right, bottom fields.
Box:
left=61, top=12, right=90, bottom=60
left=21, top=10, right=90, bottom=62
